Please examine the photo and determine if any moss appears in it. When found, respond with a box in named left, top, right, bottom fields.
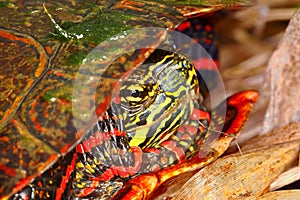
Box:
left=65, top=50, right=88, bottom=67
left=63, top=10, right=133, bottom=44
left=148, top=0, right=249, bottom=6
left=41, top=89, right=72, bottom=102
left=0, top=1, right=10, bottom=8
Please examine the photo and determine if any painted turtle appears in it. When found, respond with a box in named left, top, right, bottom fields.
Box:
left=0, top=1, right=257, bottom=199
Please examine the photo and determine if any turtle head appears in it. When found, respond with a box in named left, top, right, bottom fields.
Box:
left=112, top=50, right=202, bottom=149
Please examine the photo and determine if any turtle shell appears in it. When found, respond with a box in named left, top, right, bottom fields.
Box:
left=0, top=0, right=253, bottom=199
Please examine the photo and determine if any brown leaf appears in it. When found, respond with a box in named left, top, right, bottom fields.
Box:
left=270, top=166, right=300, bottom=191
left=172, top=142, right=299, bottom=200
left=262, top=9, right=300, bottom=133
left=242, top=121, right=300, bottom=151
left=259, top=190, right=300, bottom=200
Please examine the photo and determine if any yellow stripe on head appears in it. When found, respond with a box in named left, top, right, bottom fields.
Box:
left=113, top=50, right=200, bottom=149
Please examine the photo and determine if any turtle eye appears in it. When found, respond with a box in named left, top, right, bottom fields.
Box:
left=119, top=85, right=145, bottom=104
left=119, top=83, right=156, bottom=107
left=131, top=90, right=140, bottom=98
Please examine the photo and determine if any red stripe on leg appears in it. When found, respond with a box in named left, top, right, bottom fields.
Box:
left=191, top=108, right=210, bottom=121
left=161, top=140, right=186, bottom=162
left=56, top=153, right=77, bottom=200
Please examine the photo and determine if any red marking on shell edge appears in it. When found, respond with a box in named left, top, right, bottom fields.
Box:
left=176, top=21, right=191, bottom=31
left=132, top=48, right=152, bottom=66
left=28, top=99, right=44, bottom=134
left=29, top=101, right=37, bottom=115
left=193, top=58, right=219, bottom=70
left=75, top=129, right=85, bottom=141
left=95, top=96, right=112, bottom=117
left=58, top=98, right=71, bottom=106
left=53, top=71, right=65, bottom=77
left=45, top=46, right=52, bottom=55
left=32, top=117, right=43, bottom=133
left=13, top=175, right=36, bottom=194
left=0, top=164, right=16, bottom=176
left=60, top=143, right=72, bottom=154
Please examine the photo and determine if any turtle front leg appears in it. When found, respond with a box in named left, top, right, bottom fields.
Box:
left=114, top=90, right=258, bottom=200
left=112, top=173, right=159, bottom=200
left=112, top=150, right=217, bottom=200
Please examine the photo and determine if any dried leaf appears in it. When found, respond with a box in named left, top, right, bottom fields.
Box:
left=242, top=121, right=300, bottom=151
left=172, top=142, right=299, bottom=199
left=262, top=9, right=300, bottom=133
left=240, top=122, right=300, bottom=190
left=259, top=190, right=300, bottom=200
left=270, top=166, right=300, bottom=191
